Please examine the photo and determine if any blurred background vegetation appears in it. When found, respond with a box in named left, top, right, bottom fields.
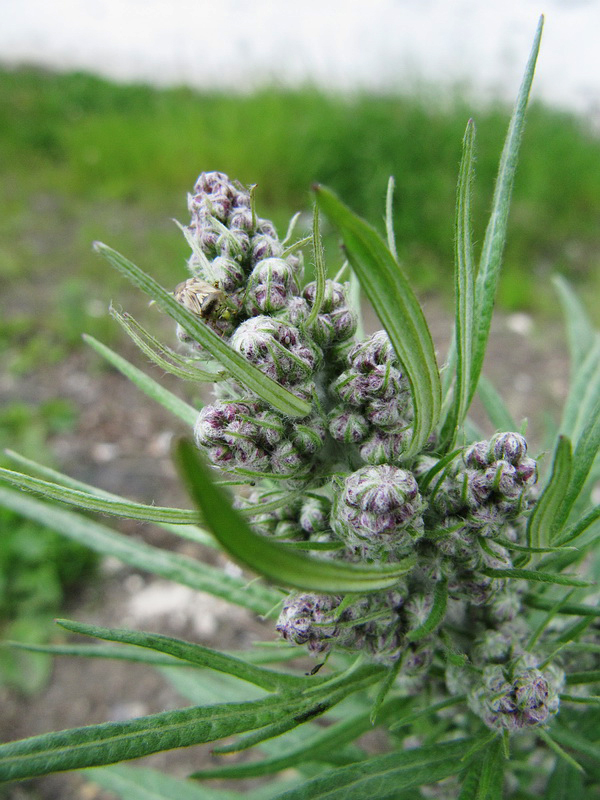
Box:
left=1, top=65, right=600, bottom=692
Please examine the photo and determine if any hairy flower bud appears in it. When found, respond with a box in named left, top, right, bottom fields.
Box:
left=468, top=657, right=564, bottom=732
left=301, top=280, right=358, bottom=347
left=332, top=465, right=424, bottom=559
left=230, top=317, right=320, bottom=386
left=328, top=406, right=370, bottom=444
left=245, top=258, right=299, bottom=316
left=276, top=593, right=341, bottom=655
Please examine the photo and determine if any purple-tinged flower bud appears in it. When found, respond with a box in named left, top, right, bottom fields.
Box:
left=282, top=296, right=311, bottom=327
left=291, top=419, right=327, bottom=455
left=201, top=256, right=246, bottom=293
left=256, top=218, right=278, bottom=238
left=365, top=397, right=412, bottom=429
left=328, top=406, right=370, bottom=444
left=270, top=440, right=306, bottom=475
left=274, top=519, right=304, bottom=540
left=332, top=465, right=424, bottom=559
left=360, top=428, right=412, bottom=465
left=468, top=657, right=564, bottom=732
left=299, top=495, right=332, bottom=535
left=349, top=330, right=395, bottom=371
left=216, top=228, right=251, bottom=262
left=301, top=281, right=358, bottom=347
left=228, top=208, right=254, bottom=232
left=488, top=585, right=526, bottom=622
left=490, top=432, right=528, bottom=464
left=245, top=258, right=299, bottom=316
left=276, top=593, right=341, bottom=655
left=230, top=317, right=320, bottom=385
left=251, top=234, right=283, bottom=261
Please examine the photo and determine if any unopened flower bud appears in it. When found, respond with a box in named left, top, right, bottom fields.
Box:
left=230, top=317, right=320, bottom=386
left=468, top=657, right=564, bottom=732
left=332, top=465, right=424, bottom=559
left=276, top=593, right=341, bottom=655
left=328, top=406, right=370, bottom=444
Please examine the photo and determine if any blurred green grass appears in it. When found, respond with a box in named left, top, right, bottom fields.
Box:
left=1, top=66, right=599, bottom=342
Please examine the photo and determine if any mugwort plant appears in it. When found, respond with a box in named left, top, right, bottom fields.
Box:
left=1, top=16, right=599, bottom=798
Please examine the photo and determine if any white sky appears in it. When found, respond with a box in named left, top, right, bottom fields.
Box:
left=1, top=0, right=599, bottom=117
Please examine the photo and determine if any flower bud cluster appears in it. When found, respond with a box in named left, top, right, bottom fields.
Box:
left=179, top=172, right=303, bottom=340
left=194, top=400, right=325, bottom=479
left=424, top=433, right=537, bottom=534
left=276, top=587, right=434, bottom=670
left=328, top=331, right=413, bottom=464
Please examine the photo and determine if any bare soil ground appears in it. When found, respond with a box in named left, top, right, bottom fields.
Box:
left=0, top=299, right=569, bottom=799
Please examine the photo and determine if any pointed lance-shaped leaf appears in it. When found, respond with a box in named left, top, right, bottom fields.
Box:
left=175, top=439, right=415, bottom=593
left=314, top=186, right=441, bottom=457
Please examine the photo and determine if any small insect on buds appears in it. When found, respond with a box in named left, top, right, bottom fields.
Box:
left=173, top=277, right=231, bottom=321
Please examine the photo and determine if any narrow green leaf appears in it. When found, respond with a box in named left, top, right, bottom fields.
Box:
left=545, top=758, right=586, bottom=800
left=559, top=337, right=600, bottom=442
left=0, top=466, right=201, bottom=525
left=110, top=306, right=226, bottom=382
left=553, top=275, right=598, bottom=378
left=525, top=594, right=600, bottom=617
left=526, top=436, right=572, bottom=548
left=555, top=505, right=600, bottom=547
left=385, top=176, right=398, bottom=261
left=55, top=619, right=316, bottom=693
left=84, top=334, right=198, bottom=426
left=406, top=577, right=448, bottom=642
left=482, top=567, right=591, bottom=588
left=565, top=671, right=600, bottom=686
left=475, top=737, right=505, bottom=800
left=4, top=640, right=190, bottom=667
left=0, top=692, right=325, bottom=782
left=314, top=185, right=441, bottom=457
left=0, top=486, right=279, bottom=616
left=388, top=695, right=466, bottom=733
left=305, top=204, right=326, bottom=328
left=550, top=723, right=600, bottom=762
left=271, top=739, right=471, bottom=800
left=439, top=120, right=476, bottom=449
left=193, top=697, right=410, bottom=779
left=560, top=693, right=600, bottom=704
left=469, top=16, right=544, bottom=404
left=537, top=728, right=585, bottom=775
left=560, top=396, right=600, bottom=527
left=93, top=243, right=311, bottom=418
left=527, top=590, right=576, bottom=650
left=175, top=439, right=415, bottom=593
left=476, top=374, right=517, bottom=433
left=86, top=764, right=247, bottom=800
